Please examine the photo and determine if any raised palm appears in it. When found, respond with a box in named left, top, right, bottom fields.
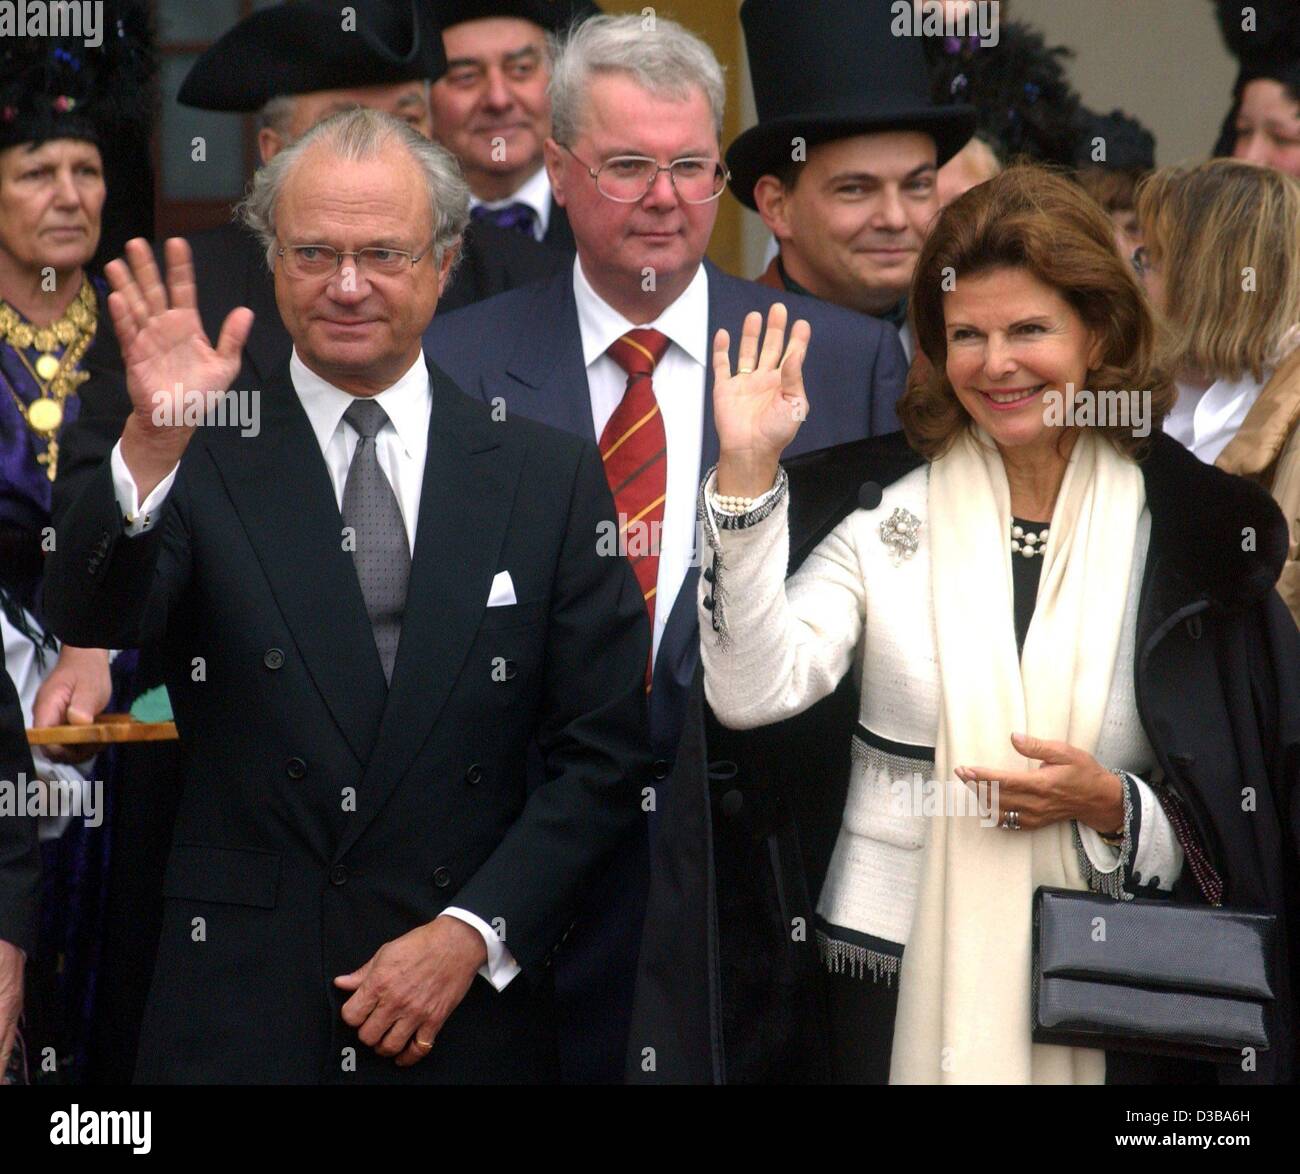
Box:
left=105, top=237, right=252, bottom=431
left=712, top=303, right=811, bottom=463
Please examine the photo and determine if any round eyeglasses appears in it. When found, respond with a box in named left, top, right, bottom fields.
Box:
left=276, top=243, right=436, bottom=279
left=560, top=144, right=730, bottom=205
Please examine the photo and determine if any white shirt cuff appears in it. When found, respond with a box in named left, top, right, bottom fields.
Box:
left=110, top=440, right=179, bottom=536
left=440, top=907, right=520, bottom=991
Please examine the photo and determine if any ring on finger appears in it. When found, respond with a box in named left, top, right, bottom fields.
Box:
left=999, top=809, right=1021, bottom=831
left=414, top=1037, right=433, bottom=1050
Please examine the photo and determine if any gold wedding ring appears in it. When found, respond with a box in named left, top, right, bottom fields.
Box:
left=414, top=1037, right=433, bottom=1050
left=737, top=366, right=754, bottom=374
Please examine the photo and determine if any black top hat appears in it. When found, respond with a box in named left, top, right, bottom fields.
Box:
left=179, top=1, right=446, bottom=112
left=0, top=0, right=154, bottom=154
left=432, top=1, right=601, bottom=34
left=726, top=0, right=976, bottom=212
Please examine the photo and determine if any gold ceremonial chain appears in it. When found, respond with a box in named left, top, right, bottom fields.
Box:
left=0, top=279, right=97, bottom=480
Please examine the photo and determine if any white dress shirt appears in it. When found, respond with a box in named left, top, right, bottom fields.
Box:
left=1164, top=372, right=1267, bottom=465
left=109, top=350, right=520, bottom=990
left=469, top=165, right=553, bottom=243
left=573, top=257, right=708, bottom=664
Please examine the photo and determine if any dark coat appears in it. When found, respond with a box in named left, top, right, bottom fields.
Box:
left=0, top=664, right=38, bottom=956
left=543, top=204, right=576, bottom=253
left=43, top=363, right=653, bottom=1083
left=629, top=431, right=1300, bottom=1085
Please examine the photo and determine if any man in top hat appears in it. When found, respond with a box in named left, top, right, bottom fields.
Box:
left=425, top=12, right=908, bottom=1083
left=429, top=1, right=600, bottom=253
left=730, top=0, right=975, bottom=359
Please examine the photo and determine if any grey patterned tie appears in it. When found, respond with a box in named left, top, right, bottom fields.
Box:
left=341, top=398, right=410, bottom=684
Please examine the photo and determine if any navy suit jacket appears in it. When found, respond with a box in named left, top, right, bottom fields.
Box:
left=424, top=258, right=908, bottom=760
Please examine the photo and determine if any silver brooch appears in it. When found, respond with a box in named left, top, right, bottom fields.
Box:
left=879, top=507, right=921, bottom=564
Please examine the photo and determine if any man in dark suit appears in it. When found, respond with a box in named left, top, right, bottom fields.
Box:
left=425, top=13, right=908, bottom=1083
left=48, top=0, right=570, bottom=1084
left=44, top=107, right=650, bottom=1083
left=429, top=1, right=602, bottom=254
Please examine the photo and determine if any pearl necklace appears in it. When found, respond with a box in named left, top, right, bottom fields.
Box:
left=1011, top=523, right=1049, bottom=558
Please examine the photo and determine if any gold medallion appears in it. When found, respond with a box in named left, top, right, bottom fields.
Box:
left=27, top=397, right=64, bottom=433
left=34, top=353, right=61, bottom=381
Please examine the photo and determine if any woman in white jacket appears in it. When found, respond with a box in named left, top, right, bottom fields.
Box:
left=697, top=166, right=1239, bottom=1084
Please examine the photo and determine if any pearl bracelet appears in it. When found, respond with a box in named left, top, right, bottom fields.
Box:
left=712, top=492, right=756, bottom=514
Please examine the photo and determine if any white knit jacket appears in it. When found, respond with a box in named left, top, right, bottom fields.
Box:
left=699, top=464, right=1185, bottom=983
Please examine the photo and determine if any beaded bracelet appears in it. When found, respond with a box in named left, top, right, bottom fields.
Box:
left=711, top=492, right=756, bottom=514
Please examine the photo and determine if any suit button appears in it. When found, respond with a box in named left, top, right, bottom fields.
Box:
left=703, top=565, right=715, bottom=584
left=286, top=757, right=307, bottom=779
left=721, top=789, right=744, bottom=817
left=330, top=864, right=348, bottom=886
left=433, top=867, right=452, bottom=889
left=651, top=759, right=671, bottom=781
left=465, top=763, right=483, bottom=785
left=263, top=648, right=285, bottom=670
left=702, top=596, right=715, bottom=611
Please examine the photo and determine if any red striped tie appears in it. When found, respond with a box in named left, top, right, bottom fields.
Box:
left=601, top=329, right=670, bottom=689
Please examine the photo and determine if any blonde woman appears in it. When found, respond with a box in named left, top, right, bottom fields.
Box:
left=1136, top=160, right=1300, bottom=624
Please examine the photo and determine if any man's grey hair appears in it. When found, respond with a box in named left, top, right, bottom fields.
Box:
left=548, top=14, right=726, bottom=145
left=256, top=94, right=297, bottom=137
left=238, top=106, right=470, bottom=271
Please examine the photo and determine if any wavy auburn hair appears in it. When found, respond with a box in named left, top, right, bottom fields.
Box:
left=901, top=164, right=1172, bottom=460
left=1137, top=159, right=1300, bottom=384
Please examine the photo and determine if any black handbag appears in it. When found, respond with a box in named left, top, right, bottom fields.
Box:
left=1031, top=887, right=1276, bottom=1062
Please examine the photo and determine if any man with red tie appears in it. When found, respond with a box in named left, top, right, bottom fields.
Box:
left=424, top=13, right=908, bottom=1082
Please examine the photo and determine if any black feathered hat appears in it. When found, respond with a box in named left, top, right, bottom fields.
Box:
left=727, top=0, right=976, bottom=212
left=1073, top=108, right=1156, bottom=172
left=179, top=0, right=446, bottom=112
left=0, top=0, right=154, bottom=154
left=432, top=1, right=601, bottom=33
left=923, top=20, right=1085, bottom=167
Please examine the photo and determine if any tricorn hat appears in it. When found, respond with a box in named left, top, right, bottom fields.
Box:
left=432, top=0, right=601, bottom=34
left=178, top=0, right=447, bottom=112
left=726, top=0, right=976, bottom=212
left=0, top=0, right=154, bottom=154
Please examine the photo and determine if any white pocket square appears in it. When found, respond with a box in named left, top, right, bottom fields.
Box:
left=487, top=571, right=517, bottom=607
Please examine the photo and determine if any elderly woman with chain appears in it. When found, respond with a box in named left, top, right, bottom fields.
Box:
left=0, top=27, right=148, bottom=1083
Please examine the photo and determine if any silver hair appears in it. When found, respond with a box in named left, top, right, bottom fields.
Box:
left=548, top=13, right=726, bottom=146
left=237, top=107, right=470, bottom=273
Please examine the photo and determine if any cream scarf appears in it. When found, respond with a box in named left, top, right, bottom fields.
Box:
left=889, top=427, right=1145, bottom=1084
